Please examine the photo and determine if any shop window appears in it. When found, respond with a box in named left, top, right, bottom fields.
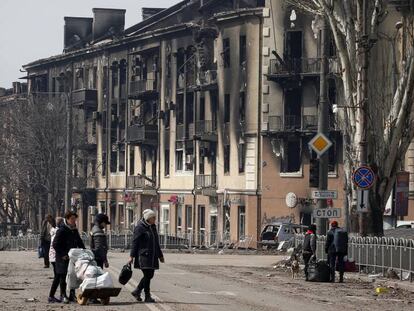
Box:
left=185, top=205, right=193, bottom=230
left=177, top=204, right=183, bottom=234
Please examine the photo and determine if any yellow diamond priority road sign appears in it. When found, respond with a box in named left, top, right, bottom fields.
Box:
left=309, top=133, right=332, bottom=156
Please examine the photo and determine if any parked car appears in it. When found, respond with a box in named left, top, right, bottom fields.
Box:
left=259, top=223, right=308, bottom=248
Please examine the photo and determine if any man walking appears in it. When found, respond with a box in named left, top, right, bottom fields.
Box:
left=90, top=213, right=110, bottom=269
left=303, top=224, right=317, bottom=281
left=325, top=221, right=348, bottom=283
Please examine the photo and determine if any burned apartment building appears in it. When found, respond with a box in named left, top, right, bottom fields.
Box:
left=18, top=0, right=414, bottom=243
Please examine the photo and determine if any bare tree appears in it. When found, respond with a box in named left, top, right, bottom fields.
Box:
left=286, top=0, right=414, bottom=234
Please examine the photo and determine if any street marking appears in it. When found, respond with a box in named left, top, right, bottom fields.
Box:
left=189, top=290, right=237, bottom=297
left=109, top=266, right=174, bottom=311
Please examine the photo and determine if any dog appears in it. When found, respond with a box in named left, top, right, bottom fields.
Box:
left=291, top=256, right=300, bottom=279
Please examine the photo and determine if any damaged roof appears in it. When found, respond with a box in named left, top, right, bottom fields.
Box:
left=23, top=0, right=192, bottom=70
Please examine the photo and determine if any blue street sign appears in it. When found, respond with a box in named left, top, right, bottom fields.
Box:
left=353, top=166, right=375, bottom=189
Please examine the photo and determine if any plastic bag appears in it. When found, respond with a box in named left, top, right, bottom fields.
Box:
left=307, top=260, right=331, bottom=282
left=67, top=248, right=98, bottom=289
left=80, top=272, right=114, bottom=292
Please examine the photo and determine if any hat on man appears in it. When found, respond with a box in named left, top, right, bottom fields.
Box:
left=95, top=213, right=111, bottom=225
left=331, top=220, right=338, bottom=228
left=143, top=209, right=156, bottom=221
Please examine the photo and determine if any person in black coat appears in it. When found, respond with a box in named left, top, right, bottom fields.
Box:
left=302, top=224, right=317, bottom=281
left=325, top=220, right=348, bottom=283
left=90, top=213, right=110, bottom=269
left=128, top=209, right=164, bottom=303
left=52, top=211, right=85, bottom=303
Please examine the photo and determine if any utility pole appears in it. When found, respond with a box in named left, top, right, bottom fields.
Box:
left=64, top=71, right=73, bottom=212
left=358, top=0, right=369, bottom=236
left=316, top=18, right=329, bottom=235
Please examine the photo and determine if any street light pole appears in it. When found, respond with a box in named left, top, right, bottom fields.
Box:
left=316, top=18, right=329, bottom=235
left=63, top=73, right=73, bottom=213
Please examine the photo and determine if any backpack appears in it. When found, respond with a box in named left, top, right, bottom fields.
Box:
left=333, top=228, right=348, bottom=253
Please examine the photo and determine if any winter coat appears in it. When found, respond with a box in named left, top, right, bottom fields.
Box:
left=303, top=230, right=317, bottom=255
left=90, top=224, right=108, bottom=263
left=130, top=219, right=163, bottom=270
left=53, top=221, right=85, bottom=274
left=325, top=227, right=348, bottom=255
left=48, top=227, right=58, bottom=263
left=40, top=220, right=51, bottom=243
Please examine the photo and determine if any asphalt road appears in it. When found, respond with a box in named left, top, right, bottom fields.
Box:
left=0, top=251, right=412, bottom=311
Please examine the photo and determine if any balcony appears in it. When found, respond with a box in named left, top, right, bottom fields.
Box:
left=72, top=89, right=97, bottom=110
left=196, top=70, right=218, bottom=91
left=195, top=120, right=217, bottom=142
left=267, top=58, right=339, bottom=82
left=195, top=174, right=217, bottom=189
left=266, top=115, right=339, bottom=134
left=127, top=175, right=156, bottom=193
left=176, top=123, right=194, bottom=141
left=127, top=124, right=158, bottom=145
left=129, top=79, right=158, bottom=99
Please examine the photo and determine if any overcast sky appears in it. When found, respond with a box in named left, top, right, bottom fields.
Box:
left=0, top=0, right=179, bottom=87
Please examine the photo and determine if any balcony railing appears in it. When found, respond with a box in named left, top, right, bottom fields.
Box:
left=195, top=175, right=217, bottom=189
left=129, top=79, right=157, bottom=99
left=197, top=70, right=218, bottom=90
left=267, top=114, right=339, bottom=133
left=127, top=124, right=158, bottom=145
left=195, top=120, right=217, bottom=136
left=72, top=89, right=97, bottom=110
left=302, top=115, right=318, bottom=130
left=127, top=175, right=155, bottom=189
left=176, top=123, right=194, bottom=141
left=269, top=58, right=339, bottom=77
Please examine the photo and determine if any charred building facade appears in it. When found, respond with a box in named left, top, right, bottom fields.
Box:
left=24, top=0, right=414, bottom=243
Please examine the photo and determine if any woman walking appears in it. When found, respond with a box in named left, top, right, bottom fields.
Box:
left=53, top=211, right=85, bottom=304
left=128, top=209, right=164, bottom=303
left=47, top=217, right=64, bottom=303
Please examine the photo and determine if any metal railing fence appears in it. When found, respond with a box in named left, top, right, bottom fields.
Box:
left=295, top=234, right=414, bottom=281
left=0, top=231, right=250, bottom=251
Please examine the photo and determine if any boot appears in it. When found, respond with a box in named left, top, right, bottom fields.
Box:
left=144, top=294, right=156, bottom=303
left=339, top=273, right=344, bottom=283
left=131, top=290, right=142, bottom=302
